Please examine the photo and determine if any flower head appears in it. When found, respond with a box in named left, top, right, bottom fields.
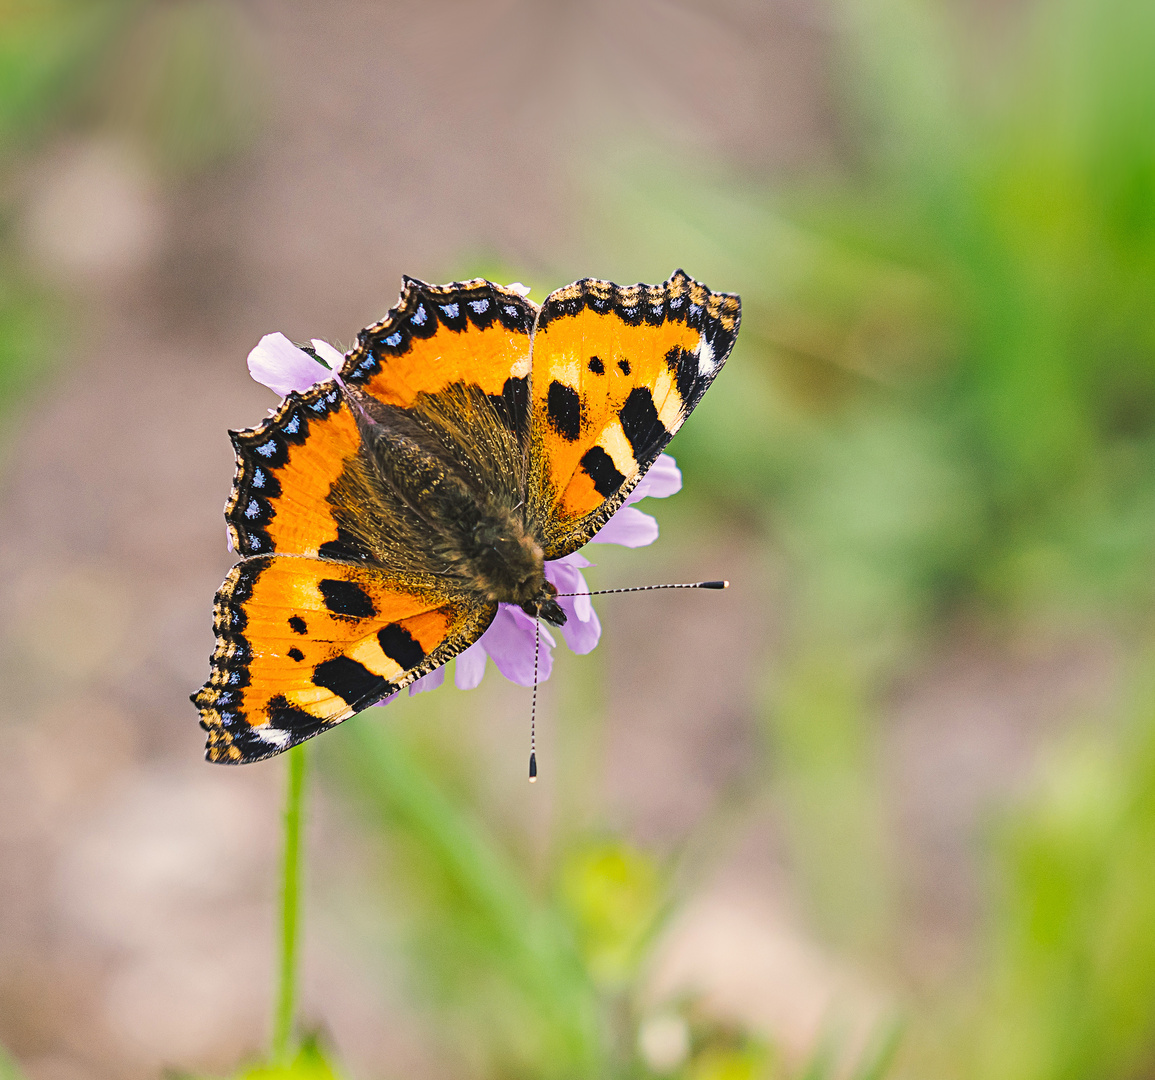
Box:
left=245, top=326, right=682, bottom=694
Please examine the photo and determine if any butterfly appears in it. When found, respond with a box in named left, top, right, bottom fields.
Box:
left=192, top=270, right=741, bottom=763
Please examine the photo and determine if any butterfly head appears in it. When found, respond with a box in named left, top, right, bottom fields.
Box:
left=521, top=579, right=567, bottom=628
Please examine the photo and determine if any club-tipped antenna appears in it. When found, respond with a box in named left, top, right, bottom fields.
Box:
left=529, top=618, right=540, bottom=783
left=525, top=580, right=726, bottom=783
left=553, top=580, right=729, bottom=598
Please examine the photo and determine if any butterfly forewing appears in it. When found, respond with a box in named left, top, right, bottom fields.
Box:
left=342, top=276, right=538, bottom=443
left=526, top=270, right=740, bottom=559
left=226, top=380, right=378, bottom=561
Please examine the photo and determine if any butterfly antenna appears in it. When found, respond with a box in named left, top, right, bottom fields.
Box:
left=522, top=582, right=725, bottom=782
left=553, top=580, right=729, bottom=598
left=529, top=619, right=540, bottom=783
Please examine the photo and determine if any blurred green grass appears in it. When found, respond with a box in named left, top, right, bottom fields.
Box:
left=314, top=690, right=901, bottom=1080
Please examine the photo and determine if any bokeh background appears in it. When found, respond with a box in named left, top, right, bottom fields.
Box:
left=4, top=0, right=1155, bottom=1077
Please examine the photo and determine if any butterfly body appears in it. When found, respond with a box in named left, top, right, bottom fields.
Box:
left=194, top=271, right=740, bottom=763
left=346, top=380, right=565, bottom=623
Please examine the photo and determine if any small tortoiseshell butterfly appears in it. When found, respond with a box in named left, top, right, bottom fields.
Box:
left=193, top=271, right=741, bottom=763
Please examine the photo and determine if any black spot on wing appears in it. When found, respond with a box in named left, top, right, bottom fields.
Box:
left=318, top=527, right=374, bottom=563
left=619, top=386, right=665, bottom=465
left=276, top=402, right=311, bottom=445
left=405, top=294, right=438, bottom=340
left=249, top=468, right=281, bottom=499
left=197, top=660, right=249, bottom=698
left=618, top=358, right=631, bottom=376
left=495, top=294, right=535, bottom=333
left=318, top=578, right=377, bottom=619
left=313, top=656, right=391, bottom=707
left=667, top=346, right=697, bottom=409
left=230, top=561, right=261, bottom=604
left=289, top=615, right=307, bottom=635
left=288, top=647, right=304, bottom=662
left=580, top=446, right=626, bottom=497
left=232, top=427, right=288, bottom=470
left=644, top=296, right=668, bottom=326
left=542, top=291, right=585, bottom=323
left=588, top=356, right=605, bottom=375
left=547, top=381, right=582, bottom=441
left=267, top=694, right=327, bottom=739
left=487, top=375, right=529, bottom=440
left=236, top=493, right=274, bottom=533
left=586, top=290, right=613, bottom=314
left=464, top=294, right=497, bottom=329
left=377, top=623, right=426, bottom=670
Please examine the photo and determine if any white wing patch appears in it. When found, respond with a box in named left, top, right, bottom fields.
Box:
left=696, top=337, right=717, bottom=376
left=256, top=726, right=291, bottom=749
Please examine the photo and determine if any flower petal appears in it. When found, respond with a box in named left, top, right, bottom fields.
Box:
left=558, top=594, right=601, bottom=653
left=248, top=332, right=330, bottom=396
left=310, top=338, right=346, bottom=370
left=627, top=453, right=681, bottom=504
left=546, top=558, right=593, bottom=622
left=551, top=551, right=592, bottom=570
left=481, top=606, right=554, bottom=686
left=590, top=505, right=659, bottom=547
left=543, top=559, right=600, bottom=653
left=408, top=666, right=445, bottom=695
left=455, top=640, right=488, bottom=690
left=505, top=282, right=532, bottom=297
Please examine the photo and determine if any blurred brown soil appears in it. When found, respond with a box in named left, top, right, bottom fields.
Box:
left=0, top=2, right=1116, bottom=1078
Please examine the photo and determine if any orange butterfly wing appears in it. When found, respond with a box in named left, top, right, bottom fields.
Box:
left=194, top=555, right=494, bottom=763
left=526, top=270, right=740, bottom=558
left=203, top=279, right=540, bottom=764
left=342, top=276, right=537, bottom=439
left=226, top=278, right=540, bottom=562
left=226, top=380, right=374, bottom=561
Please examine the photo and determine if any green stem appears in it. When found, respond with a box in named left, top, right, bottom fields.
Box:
left=272, top=742, right=308, bottom=1065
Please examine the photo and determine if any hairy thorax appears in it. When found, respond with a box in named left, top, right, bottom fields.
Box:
left=353, top=389, right=568, bottom=626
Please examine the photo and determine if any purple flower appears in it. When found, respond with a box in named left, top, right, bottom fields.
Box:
left=245, top=325, right=682, bottom=693
left=247, top=333, right=344, bottom=396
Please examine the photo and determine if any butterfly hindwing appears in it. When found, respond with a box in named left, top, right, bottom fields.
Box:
left=342, top=277, right=537, bottom=443
left=194, top=555, right=495, bottom=763
left=526, top=270, right=740, bottom=558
